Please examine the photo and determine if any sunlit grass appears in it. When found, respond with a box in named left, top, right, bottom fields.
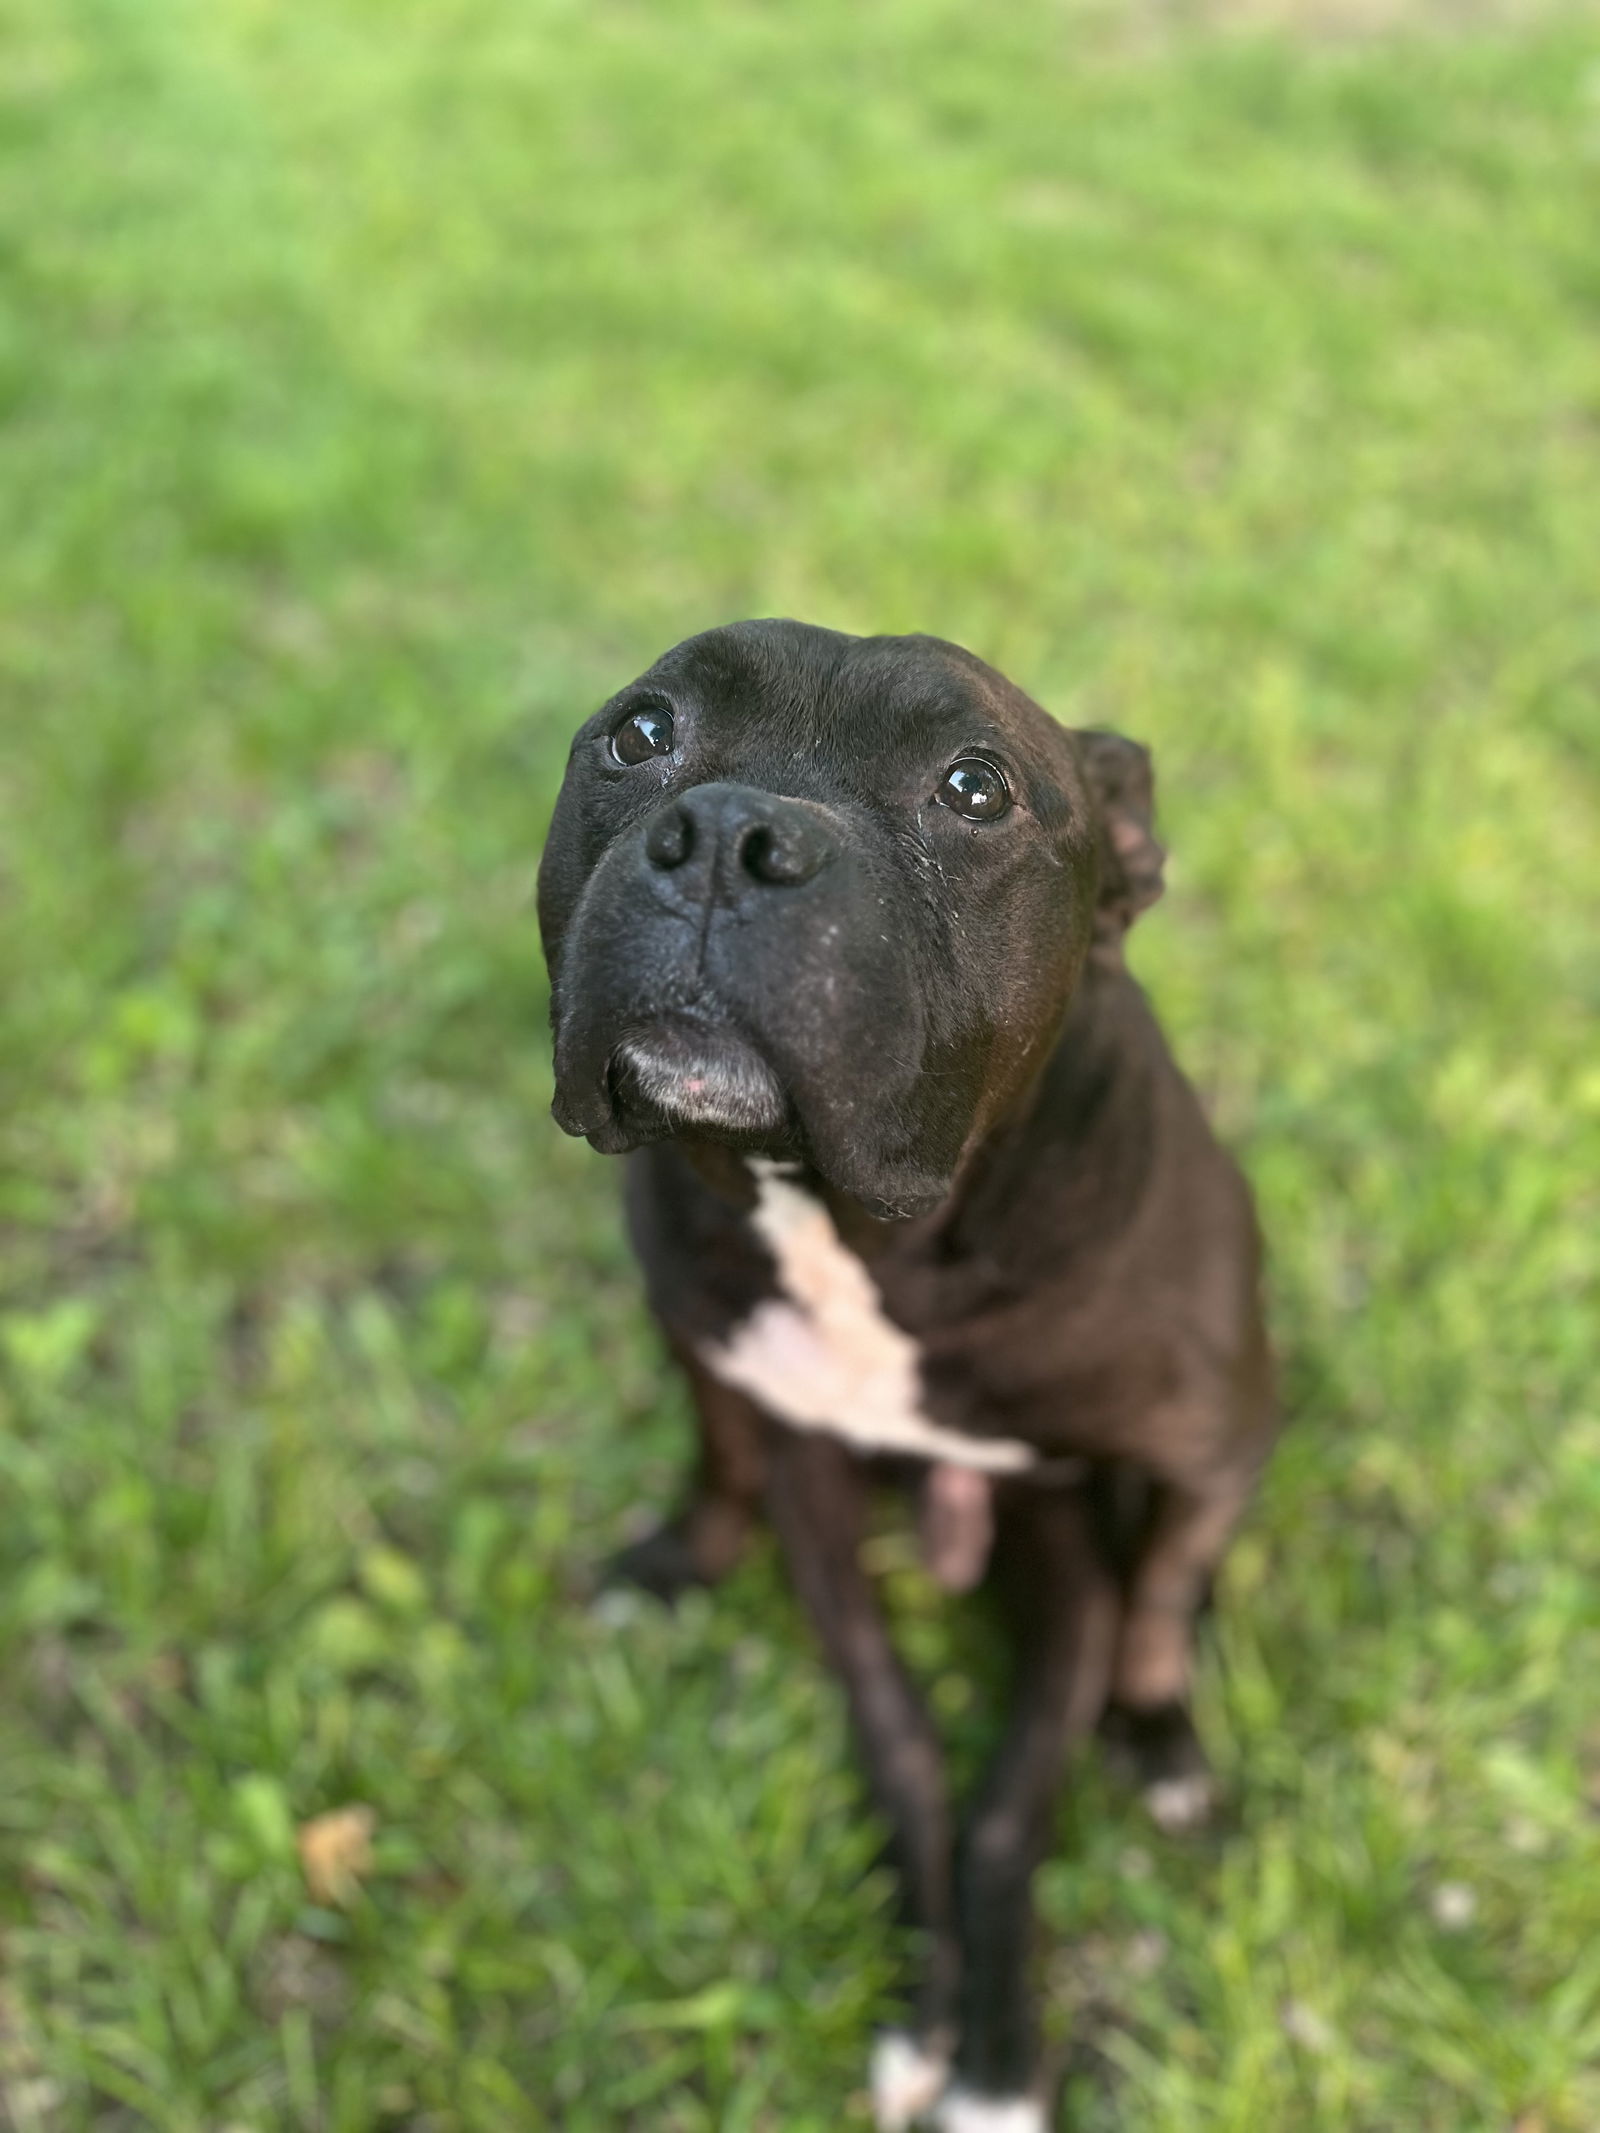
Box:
left=2, top=1, right=1598, bottom=2126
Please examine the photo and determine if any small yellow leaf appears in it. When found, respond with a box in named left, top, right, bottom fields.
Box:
left=296, top=1805, right=376, bottom=1906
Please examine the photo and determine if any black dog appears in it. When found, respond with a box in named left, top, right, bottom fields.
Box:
left=538, top=621, right=1278, bottom=2130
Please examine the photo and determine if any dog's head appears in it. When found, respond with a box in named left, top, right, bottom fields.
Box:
left=538, top=621, right=1162, bottom=1218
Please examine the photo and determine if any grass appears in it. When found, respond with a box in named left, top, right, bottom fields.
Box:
left=2, top=0, right=1599, bottom=2125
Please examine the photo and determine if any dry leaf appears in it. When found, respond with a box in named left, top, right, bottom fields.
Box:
left=296, top=1805, right=376, bottom=1906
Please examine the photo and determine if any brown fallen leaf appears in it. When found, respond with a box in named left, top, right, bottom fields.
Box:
left=296, top=1805, right=376, bottom=1906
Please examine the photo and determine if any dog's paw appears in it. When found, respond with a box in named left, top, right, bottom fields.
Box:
left=1100, top=1697, right=1217, bottom=1833
left=931, top=2090, right=1047, bottom=2133
left=870, top=2030, right=951, bottom=2131
left=603, top=1521, right=708, bottom=1605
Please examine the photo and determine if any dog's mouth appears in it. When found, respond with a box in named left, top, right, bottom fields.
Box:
left=606, top=1023, right=789, bottom=1139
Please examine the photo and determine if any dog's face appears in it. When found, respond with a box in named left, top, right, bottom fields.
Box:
left=538, top=621, right=1161, bottom=1218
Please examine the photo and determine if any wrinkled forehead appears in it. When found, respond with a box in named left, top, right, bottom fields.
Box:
left=633, top=623, right=1070, bottom=784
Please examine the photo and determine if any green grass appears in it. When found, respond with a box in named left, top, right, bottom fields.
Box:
left=3, top=0, right=1599, bottom=2125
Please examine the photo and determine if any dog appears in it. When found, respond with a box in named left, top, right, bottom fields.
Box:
left=537, top=620, right=1278, bottom=2131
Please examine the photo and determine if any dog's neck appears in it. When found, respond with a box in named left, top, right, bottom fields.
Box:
left=784, top=961, right=1167, bottom=1267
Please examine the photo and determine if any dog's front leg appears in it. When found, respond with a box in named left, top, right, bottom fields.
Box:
left=944, top=1484, right=1118, bottom=2131
left=1103, top=1460, right=1262, bottom=1832
left=765, top=1426, right=960, bottom=2130
left=608, top=1339, right=767, bottom=1601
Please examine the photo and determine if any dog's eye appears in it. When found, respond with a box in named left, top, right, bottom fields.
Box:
left=610, top=704, right=675, bottom=765
left=936, top=759, right=1010, bottom=822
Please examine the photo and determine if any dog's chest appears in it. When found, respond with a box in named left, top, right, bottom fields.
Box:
left=698, top=1164, right=1035, bottom=1475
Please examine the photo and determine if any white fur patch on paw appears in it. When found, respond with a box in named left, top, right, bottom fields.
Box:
left=870, top=2031, right=950, bottom=2132
left=1144, top=1772, right=1214, bottom=1834
left=933, top=2091, right=1047, bottom=2133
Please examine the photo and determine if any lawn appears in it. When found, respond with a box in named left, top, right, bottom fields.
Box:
left=2, top=0, right=1598, bottom=2126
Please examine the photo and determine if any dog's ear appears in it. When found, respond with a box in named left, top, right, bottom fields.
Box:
left=1078, top=730, right=1165, bottom=945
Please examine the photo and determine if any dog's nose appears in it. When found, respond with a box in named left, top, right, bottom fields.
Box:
left=643, top=784, right=834, bottom=893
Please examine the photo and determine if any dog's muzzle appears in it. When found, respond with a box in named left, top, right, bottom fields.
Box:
left=607, top=1023, right=787, bottom=1135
